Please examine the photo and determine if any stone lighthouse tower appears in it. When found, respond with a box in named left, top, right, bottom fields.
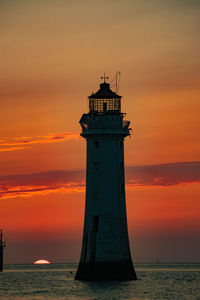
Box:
left=75, top=76, right=137, bottom=280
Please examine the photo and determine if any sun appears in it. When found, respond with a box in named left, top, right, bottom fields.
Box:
left=33, top=259, right=51, bottom=264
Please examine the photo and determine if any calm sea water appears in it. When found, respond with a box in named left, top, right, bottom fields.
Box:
left=0, top=263, right=199, bottom=300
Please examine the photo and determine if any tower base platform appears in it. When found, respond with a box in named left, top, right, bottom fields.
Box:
left=75, top=261, right=137, bottom=281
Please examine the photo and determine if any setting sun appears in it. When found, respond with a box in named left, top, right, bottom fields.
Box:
left=34, top=259, right=51, bottom=265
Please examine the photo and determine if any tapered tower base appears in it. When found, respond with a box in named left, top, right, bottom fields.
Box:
left=75, top=261, right=137, bottom=281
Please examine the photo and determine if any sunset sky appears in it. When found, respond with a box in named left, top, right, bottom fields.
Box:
left=0, top=0, right=200, bottom=263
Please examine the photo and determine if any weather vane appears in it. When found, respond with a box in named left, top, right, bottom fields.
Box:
left=101, top=73, right=109, bottom=83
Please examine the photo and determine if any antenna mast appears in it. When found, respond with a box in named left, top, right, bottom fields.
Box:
left=110, top=71, right=121, bottom=93
left=115, top=71, right=121, bottom=93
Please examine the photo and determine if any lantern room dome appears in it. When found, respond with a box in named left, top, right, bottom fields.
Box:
left=89, top=82, right=121, bottom=99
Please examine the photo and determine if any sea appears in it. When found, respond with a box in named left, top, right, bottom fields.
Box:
left=0, top=263, right=199, bottom=300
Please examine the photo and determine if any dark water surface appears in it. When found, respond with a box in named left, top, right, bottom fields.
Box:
left=0, top=263, right=199, bottom=299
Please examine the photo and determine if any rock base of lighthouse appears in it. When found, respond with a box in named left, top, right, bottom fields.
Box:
left=75, top=261, right=137, bottom=281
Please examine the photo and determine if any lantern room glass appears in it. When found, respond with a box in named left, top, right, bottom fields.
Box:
left=89, top=98, right=121, bottom=113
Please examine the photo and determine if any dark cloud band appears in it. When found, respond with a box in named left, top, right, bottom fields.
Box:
left=0, top=161, right=199, bottom=199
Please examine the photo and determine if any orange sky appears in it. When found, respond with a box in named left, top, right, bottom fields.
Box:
left=0, top=0, right=200, bottom=263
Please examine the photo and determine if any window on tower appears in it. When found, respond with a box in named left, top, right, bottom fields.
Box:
left=121, top=184, right=125, bottom=193
left=94, top=141, right=99, bottom=148
left=94, top=162, right=99, bottom=170
left=93, top=216, right=99, bottom=232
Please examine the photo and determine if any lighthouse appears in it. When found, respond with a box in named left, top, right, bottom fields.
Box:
left=75, top=75, right=137, bottom=280
left=0, top=230, right=6, bottom=272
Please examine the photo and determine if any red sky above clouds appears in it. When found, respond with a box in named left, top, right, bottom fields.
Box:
left=0, top=0, right=200, bottom=263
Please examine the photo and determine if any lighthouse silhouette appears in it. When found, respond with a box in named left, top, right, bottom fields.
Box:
left=75, top=75, right=137, bottom=280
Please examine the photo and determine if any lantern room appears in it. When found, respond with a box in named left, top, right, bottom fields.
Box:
left=88, top=82, right=121, bottom=113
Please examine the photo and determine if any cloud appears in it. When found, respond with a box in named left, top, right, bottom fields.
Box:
left=126, top=161, right=200, bottom=188
left=0, top=146, right=27, bottom=152
left=0, top=170, right=85, bottom=200
left=0, top=132, right=80, bottom=152
left=0, top=161, right=199, bottom=200
left=1, top=183, right=85, bottom=200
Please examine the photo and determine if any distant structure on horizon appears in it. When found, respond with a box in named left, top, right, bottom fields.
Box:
left=75, top=75, right=137, bottom=280
left=0, top=229, right=6, bottom=272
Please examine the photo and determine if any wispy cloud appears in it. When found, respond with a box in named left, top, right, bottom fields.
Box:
left=0, top=132, right=80, bottom=152
left=0, top=161, right=199, bottom=200
left=0, top=170, right=85, bottom=200
left=0, top=146, right=27, bottom=152
left=126, top=161, right=200, bottom=189
left=1, top=183, right=85, bottom=200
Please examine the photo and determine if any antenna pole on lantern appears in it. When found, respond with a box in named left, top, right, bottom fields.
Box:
left=116, top=71, right=121, bottom=93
